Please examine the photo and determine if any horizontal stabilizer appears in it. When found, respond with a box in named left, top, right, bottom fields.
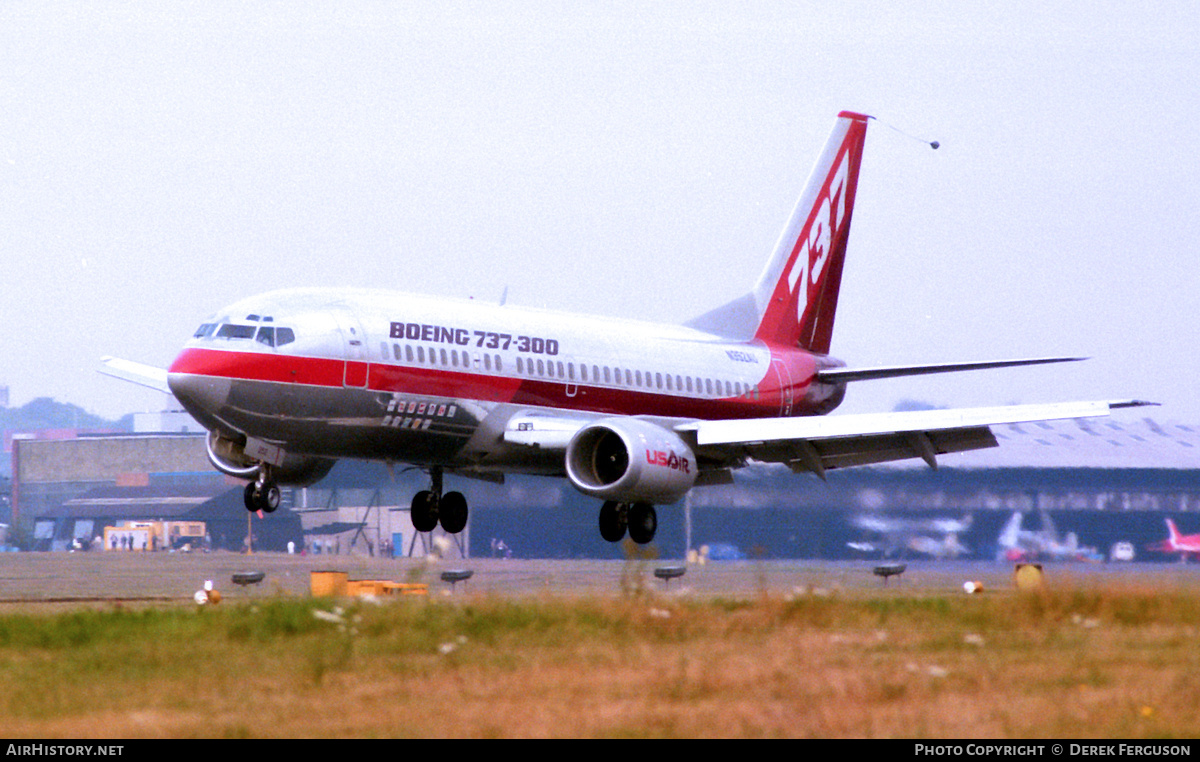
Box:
left=816, top=357, right=1086, bottom=384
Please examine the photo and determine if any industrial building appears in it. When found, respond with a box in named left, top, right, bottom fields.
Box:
left=7, top=429, right=450, bottom=556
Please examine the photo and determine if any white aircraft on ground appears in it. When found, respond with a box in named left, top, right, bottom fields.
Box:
left=848, top=513, right=973, bottom=559
left=102, top=111, right=1151, bottom=545
left=996, top=510, right=1102, bottom=562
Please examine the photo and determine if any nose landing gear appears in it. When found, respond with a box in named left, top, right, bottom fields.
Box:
left=243, top=470, right=281, bottom=513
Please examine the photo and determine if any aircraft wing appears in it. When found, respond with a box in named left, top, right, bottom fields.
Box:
left=677, top=400, right=1154, bottom=478
left=98, top=356, right=172, bottom=395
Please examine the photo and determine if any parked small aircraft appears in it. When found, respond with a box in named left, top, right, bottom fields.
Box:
left=848, top=513, right=972, bottom=559
left=1147, top=518, right=1200, bottom=562
left=996, top=510, right=1102, bottom=562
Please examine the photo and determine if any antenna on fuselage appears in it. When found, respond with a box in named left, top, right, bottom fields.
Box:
left=499, top=285, right=509, bottom=306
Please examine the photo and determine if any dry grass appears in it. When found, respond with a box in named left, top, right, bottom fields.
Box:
left=0, top=577, right=1198, bottom=738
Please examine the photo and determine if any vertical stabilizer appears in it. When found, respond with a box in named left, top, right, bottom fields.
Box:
left=752, top=111, right=870, bottom=352
left=999, top=511, right=1023, bottom=550
left=1166, top=519, right=1182, bottom=545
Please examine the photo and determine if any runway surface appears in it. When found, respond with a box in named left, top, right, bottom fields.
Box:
left=1, top=550, right=1198, bottom=610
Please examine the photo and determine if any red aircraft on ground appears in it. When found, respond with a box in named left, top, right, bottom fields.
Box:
left=1148, top=519, right=1200, bottom=562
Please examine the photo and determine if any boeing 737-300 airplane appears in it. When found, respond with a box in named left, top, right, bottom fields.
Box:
left=102, top=111, right=1151, bottom=545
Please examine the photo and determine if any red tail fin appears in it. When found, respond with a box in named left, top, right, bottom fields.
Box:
left=752, top=111, right=870, bottom=352
left=1167, top=519, right=1182, bottom=544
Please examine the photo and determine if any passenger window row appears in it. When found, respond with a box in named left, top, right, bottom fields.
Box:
left=193, top=324, right=755, bottom=399
left=389, top=342, right=502, bottom=372
left=387, top=342, right=753, bottom=399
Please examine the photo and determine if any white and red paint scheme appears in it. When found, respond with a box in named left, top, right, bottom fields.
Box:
left=105, top=112, right=1150, bottom=544
left=1148, top=519, right=1200, bottom=562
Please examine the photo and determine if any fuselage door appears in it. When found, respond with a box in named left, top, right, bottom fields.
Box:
left=332, top=309, right=369, bottom=388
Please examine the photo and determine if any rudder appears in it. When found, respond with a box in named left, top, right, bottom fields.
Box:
left=1167, top=519, right=1182, bottom=543
left=751, top=111, right=870, bottom=352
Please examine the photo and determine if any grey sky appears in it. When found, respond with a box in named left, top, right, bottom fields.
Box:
left=2, top=1, right=1196, bottom=423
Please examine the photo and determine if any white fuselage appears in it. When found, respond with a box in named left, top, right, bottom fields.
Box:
left=167, top=287, right=844, bottom=480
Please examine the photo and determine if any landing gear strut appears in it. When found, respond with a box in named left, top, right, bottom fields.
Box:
left=243, top=469, right=280, bottom=513
left=598, top=501, right=657, bottom=544
left=410, top=466, right=469, bottom=535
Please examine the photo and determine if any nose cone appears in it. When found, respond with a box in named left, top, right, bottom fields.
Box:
left=167, top=351, right=231, bottom=428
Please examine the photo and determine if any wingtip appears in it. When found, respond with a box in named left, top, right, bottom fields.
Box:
left=1110, top=400, right=1161, bottom=409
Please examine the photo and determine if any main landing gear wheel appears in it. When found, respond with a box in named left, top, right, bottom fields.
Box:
left=627, top=503, right=657, bottom=545
left=410, top=467, right=470, bottom=535
left=439, top=491, right=469, bottom=534
left=411, top=490, right=440, bottom=532
left=599, top=501, right=627, bottom=542
left=598, top=502, right=657, bottom=544
left=243, top=481, right=280, bottom=513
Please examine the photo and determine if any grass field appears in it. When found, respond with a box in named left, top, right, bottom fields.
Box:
left=0, top=560, right=1198, bottom=738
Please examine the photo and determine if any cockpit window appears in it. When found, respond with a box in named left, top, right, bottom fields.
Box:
left=193, top=323, right=216, bottom=339
left=216, top=324, right=257, bottom=340
left=255, top=326, right=296, bottom=348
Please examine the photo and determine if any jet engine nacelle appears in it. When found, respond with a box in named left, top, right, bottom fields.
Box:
left=565, top=417, right=696, bottom=504
left=205, top=430, right=335, bottom=486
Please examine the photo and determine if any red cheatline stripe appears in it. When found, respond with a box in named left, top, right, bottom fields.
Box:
left=169, top=347, right=805, bottom=420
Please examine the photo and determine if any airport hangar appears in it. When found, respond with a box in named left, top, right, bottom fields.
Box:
left=6, top=411, right=1200, bottom=559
